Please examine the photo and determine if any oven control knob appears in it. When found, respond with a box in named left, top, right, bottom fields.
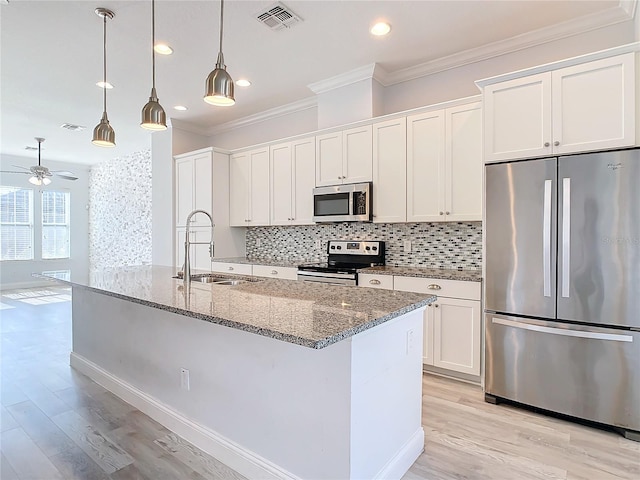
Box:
left=330, top=246, right=336, bottom=250
left=365, top=246, right=371, bottom=251
left=337, top=246, right=342, bottom=250
left=372, top=246, right=377, bottom=251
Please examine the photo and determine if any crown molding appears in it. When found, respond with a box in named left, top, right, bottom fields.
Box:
left=307, top=63, right=389, bottom=95
left=169, top=119, right=211, bottom=137
left=381, top=1, right=636, bottom=87
left=207, top=97, right=317, bottom=136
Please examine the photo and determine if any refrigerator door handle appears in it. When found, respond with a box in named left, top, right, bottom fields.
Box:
left=491, top=317, right=633, bottom=342
left=561, top=177, right=571, bottom=298
left=543, top=179, right=552, bottom=297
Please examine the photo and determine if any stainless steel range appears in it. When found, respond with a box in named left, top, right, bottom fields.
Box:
left=297, top=240, right=385, bottom=286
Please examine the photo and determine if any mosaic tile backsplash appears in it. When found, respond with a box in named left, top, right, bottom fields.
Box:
left=246, top=222, right=482, bottom=270
left=89, top=149, right=152, bottom=270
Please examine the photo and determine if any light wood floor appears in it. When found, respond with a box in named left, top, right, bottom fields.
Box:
left=1, top=287, right=638, bottom=479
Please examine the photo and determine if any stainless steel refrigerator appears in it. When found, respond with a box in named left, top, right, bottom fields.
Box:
left=484, top=148, right=640, bottom=441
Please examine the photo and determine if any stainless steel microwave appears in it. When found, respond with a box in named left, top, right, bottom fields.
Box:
left=312, top=182, right=372, bottom=223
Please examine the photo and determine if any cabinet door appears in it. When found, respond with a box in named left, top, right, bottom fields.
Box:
left=175, top=228, right=186, bottom=269
left=445, top=102, right=483, bottom=221
left=407, top=110, right=445, bottom=222
left=249, top=148, right=270, bottom=226
left=175, top=158, right=193, bottom=227
left=315, top=132, right=343, bottom=186
left=230, top=153, right=250, bottom=227
left=175, top=228, right=211, bottom=271
left=192, top=152, right=213, bottom=226
left=433, top=298, right=481, bottom=376
left=483, top=73, right=553, bottom=162
left=552, top=53, right=635, bottom=155
left=423, top=305, right=435, bottom=366
left=373, top=118, right=407, bottom=223
left=342, top=125, right=373, bottom=184
left=291, top=137, right=316, bottom=225
left=270, top=142, right=293, bottom=225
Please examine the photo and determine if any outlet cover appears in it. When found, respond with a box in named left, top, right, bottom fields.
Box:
left=180, top=368, right=190, bottom=391
left=403, top=240, right=412, bottom=253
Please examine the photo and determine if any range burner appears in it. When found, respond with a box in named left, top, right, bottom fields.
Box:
left=297, top=240, right=385, bottom=286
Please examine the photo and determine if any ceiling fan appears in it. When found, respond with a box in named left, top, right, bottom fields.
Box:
left=1, top=137, right=78, bottom=185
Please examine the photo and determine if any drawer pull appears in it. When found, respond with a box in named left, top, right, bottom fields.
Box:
left=271, top=270, right=278, bottom=275
left=228, top=266, right=234, bottom=271
left=369, top=279, right=381, bottom=285
left=427, top=284, right=441, bottom=290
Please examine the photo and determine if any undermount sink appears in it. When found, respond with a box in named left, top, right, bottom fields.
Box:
left=172, top=273, right=250, bottom=285
left=212, top=280, right=246, bottom=286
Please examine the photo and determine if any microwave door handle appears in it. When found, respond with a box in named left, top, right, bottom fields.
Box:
left=348, top=190, right=354, bottom=216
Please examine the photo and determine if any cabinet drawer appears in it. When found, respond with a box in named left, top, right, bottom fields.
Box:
left=210, top=262, right=252, bottom=276
left=252, top=265, right=298, bottom=280
left=358, top=274, right=394, bottom=290
left=394, top=276, right=480, bottom=300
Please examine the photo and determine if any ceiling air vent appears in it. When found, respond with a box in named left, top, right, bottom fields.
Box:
left=60, top=123, right=86, bottom=131
left=255, top=2, right=302, bottom=31
left=25, top=146, right=38, bottom=151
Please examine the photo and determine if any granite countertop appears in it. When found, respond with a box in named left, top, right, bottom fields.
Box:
left=358, top=266, right=482, bottom=282
left=212, top=257, right=304, bottom=268
left=41, top=266, right=434, bottom=350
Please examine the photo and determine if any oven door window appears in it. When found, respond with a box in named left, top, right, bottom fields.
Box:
left=314, top=193, right=350, bottom=216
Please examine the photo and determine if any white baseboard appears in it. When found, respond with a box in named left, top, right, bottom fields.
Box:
left=374, top=427, right=424, bottom=480
left=70, top=353, right=300, bottom=480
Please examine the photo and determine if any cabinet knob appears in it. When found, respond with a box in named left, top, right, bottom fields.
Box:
left=271, top=270, right=278, bottom=275
left=427, top=284, right=442, bottom=290
left=445, top=211, right=450, bottom=215
left=369, top=279, right=381, bottom=285
left=439, top=212, right=444, bottom=216
left=544, top=142, right=550, bottom=147
left=435, top=304, right=439, bottom=308
left=228, top=267, right=234, bottom=271
left=554, top=141, right=560, bottom=146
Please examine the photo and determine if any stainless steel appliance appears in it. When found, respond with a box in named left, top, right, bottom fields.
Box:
left=484, top=148, right=640, bottom=441
left=297, top=240, right=385, bottom=286
left=312, top=182, right=372, bottom=223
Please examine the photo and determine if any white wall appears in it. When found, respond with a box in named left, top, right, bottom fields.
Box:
left=89, top=150, right=152, bottom=270
left=0, top=154, right=90, bottom=289
left=316, top=79, right=383, bottom=129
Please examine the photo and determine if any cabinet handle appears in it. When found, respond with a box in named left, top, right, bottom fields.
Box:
left=228, top=266, right=234, bottom=271
left=427, top=284, right=442, bottom=290
left=271, top=270, right=278, bottom=275
left=369, top=279, right=381, bottom=285
left=554, top=141, right=560, bottom=146
left=544, top=142, right=550, bottom=147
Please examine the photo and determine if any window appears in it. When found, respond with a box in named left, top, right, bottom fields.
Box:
left=0, top=186, right=34, bottom=260
left=42, top=190, right=70, bottom=259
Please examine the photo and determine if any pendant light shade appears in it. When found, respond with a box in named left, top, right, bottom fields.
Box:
left=141, top=0, right=167, bottom=130
left=204, top=0, right=235, bottom=106
left=93, top=8, right=116, bottom=147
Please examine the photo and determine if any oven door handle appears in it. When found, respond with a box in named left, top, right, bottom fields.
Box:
left=297, top=271, right=355, bottom=280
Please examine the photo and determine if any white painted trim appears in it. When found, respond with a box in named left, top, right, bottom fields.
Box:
left=307, top=63, right=389, bottom=94
left=70, top=353, right=301, bottom=480
left=387, top=3, right=636, bottom=87
left=373, top=428, right=424, bottom=480
left=169, top=120, right=211, bottom=138
left=475, top=41, right=640, bottom=88
left=173, top=146, right=213, bottom=159
left=207, top=97, right=317, bottom=137
left=619, top=0, right=638, bottom=18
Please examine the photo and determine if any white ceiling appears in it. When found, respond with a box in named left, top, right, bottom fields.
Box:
left=1, top=0, right=633, bottom=166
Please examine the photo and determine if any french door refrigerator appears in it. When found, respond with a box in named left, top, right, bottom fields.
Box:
left=484, top=148, right=640, bottom=441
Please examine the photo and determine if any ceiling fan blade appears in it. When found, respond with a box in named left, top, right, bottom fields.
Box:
left=11, top=165, right=32, bottom=171
left=0, top=170, right=31, bottom=175
left=50, top=170, right=76, bottom=177
left=53, top=173, right=78, bottom=181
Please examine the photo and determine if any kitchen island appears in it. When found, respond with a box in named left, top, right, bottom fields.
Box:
left=44, top=265, right=435, bottom=480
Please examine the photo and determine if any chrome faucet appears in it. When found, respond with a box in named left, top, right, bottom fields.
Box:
left=183, top=210, right=214, bottom=284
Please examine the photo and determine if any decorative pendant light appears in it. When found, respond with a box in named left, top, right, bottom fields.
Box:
left=92, top=8, right=116, bottom=147
left=29, top=138, right=51, bottom=186
left=204, top=0, right=235, bottom=106
left=141, top=0, right=167, bottom=130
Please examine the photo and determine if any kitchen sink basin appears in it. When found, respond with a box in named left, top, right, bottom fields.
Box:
left=211, top=280, right=246, bottom=285
left=173, top=273, right=251, bottom=285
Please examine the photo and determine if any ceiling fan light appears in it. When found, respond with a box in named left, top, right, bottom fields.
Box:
left=141, top=88, right=167, bottom=130
left=42, top=177, right=52, bottom=186
left=29, top=176, right=42, bottom=186
left=204, top=64, right=235, bottom=106
left=92, top=112, right=116, bottom=147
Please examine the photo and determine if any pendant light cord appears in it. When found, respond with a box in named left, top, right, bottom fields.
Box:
left=218, top=0, right=224, bottom=60
left=103, top=13, right=107, bottom=113
left=152, top=0, right=156, bottom=90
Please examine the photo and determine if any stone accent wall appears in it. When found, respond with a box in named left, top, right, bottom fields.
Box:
left=89, top=150, right=152, bottom=270
left=246, top=222, right=482, bottom=270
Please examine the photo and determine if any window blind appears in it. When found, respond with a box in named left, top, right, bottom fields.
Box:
left=42, top=190, right=70, bottom=259
left=0, top=186, right=34, bottom=261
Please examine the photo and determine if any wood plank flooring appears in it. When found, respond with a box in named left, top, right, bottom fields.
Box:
left=1, top=286, right=638, bottom=479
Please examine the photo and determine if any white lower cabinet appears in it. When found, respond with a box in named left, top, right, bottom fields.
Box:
left=210, top=262, right=252, bottom=276
left=357, top=273, right=394, bottom=290
left=252, top=265, right=298, bottom=280
left=394, top=276, right=481, bottom=377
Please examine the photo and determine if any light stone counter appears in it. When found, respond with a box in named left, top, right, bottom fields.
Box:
left=360, top=265, right=482, bottom=282
left=212, top=257, right=304, bottom=268
left=43, top=265, right=434, bottom=349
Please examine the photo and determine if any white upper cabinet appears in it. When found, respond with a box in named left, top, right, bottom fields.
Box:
left=372, top=117, right=407, bottom=223
left=230, top=147, right=270, bottom=227
left=175, top=149, right=213, bottom=227
left=483, top=53, right=636, bottom=162
left=270, top=137, right=315, bottom=226
left=316, top=125, right=372, bottom=186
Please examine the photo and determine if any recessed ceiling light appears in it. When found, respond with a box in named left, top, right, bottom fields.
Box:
left=96, top=81, right=113, bottom=89
left=154, top=43, right=173, bottom=55
left=173, top=105, right=188, bottom=111
left=236, top=79, right=251, bottom=87
left=370, top=22, right=391, bottom=36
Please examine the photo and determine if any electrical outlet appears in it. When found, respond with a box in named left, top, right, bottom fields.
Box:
left=316, top=239, right=322, bottom=249
left=256, top=238, right=262, bottom=247
left=403, top=240, right=412, bottom=253
left=180, top=368, right=190, bottom=391
left=406, top=329, right=414, bottom=355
